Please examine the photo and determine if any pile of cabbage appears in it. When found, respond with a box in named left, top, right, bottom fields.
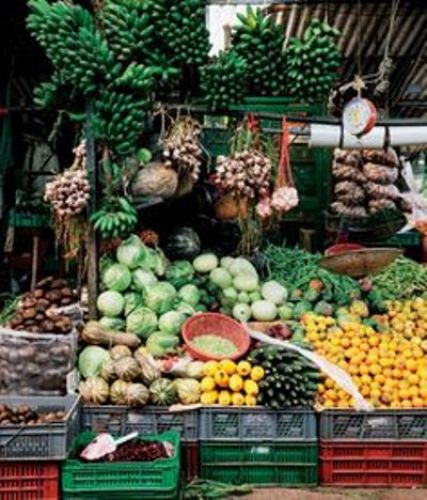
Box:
left=97, top=235, right=207, bottom=357
left=97, top=236, right=290, bottom=358
left=193, top=253, right=289, bottom=322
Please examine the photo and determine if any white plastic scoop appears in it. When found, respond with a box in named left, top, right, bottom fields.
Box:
left=80, top=431, right=138, bottom=461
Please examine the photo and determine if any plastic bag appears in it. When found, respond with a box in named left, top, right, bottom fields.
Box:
left=246, top=326, right=373, bottom=411
left=399, top=158, right=427, bottom=232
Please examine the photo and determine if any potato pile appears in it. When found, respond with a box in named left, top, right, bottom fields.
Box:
left=0, top=337, right=75, bottom=394
left=7, top=277, right=76, bottom=334
left=330, top=148, right=410, bottom=218
left=0, top=404, right=65, bottom=425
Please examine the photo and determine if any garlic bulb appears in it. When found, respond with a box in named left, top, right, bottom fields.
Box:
left=163, top=119, right=202, bottom=182
left=271, top=187, right=299, bottom=213
left=215, top=149, right=272, bottom=199
left=44, top=141, right=90, bottom=218
left=256, top=197, right=273, bottom=220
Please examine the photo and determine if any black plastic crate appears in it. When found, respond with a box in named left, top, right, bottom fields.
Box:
left=320, top=409, right=427, bottom=441
left=81, top=405, right=198, bottom=442
left=201, top=407, right=316, bottom=441
left=0, top=395, right=80, bottom=460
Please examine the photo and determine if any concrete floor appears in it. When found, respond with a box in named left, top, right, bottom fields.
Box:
left=242, top=489, right=427, bottom=500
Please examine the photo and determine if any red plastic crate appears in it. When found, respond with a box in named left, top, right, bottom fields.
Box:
left=182, top=441, right=199, bottom=481
left=320, top=441, right=427, bottom=487
left=0, top=462, right=59, bottom=500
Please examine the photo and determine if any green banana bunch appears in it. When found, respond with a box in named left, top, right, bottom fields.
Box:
left=27, top=0, right=114, bottom=96
left=100, top=0, right=183, bottom=90
left=151, top=0, right=210, bottom=67
left=200, top=50, right=248, bottom=110
left=286, top=19, right=341, bottom=102
left=247, top=345, right=321, bottom=409
left=90, top=196, right=138, bottom=239
left=101, top=0, right=155, bottom=63
left=232, top=7, right=287, bottom=96
left=93, top=63, right=153, bottom=155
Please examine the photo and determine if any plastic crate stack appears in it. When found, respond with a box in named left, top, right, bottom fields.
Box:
left=80, top=405, right=198, bottom=484
left=199, top=407, right=318, bottom=486
left=0, top=395, right=80, bottom=500
left=62, top=430, right=180, bottom=499
left=319, top=410, right=427, bottom=487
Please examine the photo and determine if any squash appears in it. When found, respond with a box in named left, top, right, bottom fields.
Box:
left=149, top=378, right=178, bottom=405
left=214, top=193, right=247, bottom=220
left=131, top=162, right=178, bottom=199
left=146, top=332, right=180, bottom=357
left=163, top=227, right=201, bottom=260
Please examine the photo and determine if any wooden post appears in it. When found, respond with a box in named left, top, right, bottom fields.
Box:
left=85, top=102, right=98, bottom=319
left=30, top=234, right=39, bottom=291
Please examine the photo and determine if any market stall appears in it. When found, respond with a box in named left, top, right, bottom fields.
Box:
left=0, top=0, right=427, bottom=498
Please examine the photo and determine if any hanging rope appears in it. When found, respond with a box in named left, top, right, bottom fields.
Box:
left=354, top=0, right=400, bottom=89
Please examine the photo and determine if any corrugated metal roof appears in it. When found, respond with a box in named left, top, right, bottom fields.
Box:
left=208, top=1, right=427, bottom=117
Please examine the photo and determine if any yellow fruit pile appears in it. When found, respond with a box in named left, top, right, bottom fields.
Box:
left=383, top=298, right=427, bottom=340
left=200, top=359, right=265, bottom=406
left=304, top=313, right=427, bottom=409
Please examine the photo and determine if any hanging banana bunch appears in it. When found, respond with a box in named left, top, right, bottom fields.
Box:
left=100, top=0, right=180, bottom=88
left=286, top=19, right=341, bottom=102
left=231, top=7, right=286, bottom=96
left=151, top=0, right=210, bottom=68
left=90, top=196, right=138, bottom=240
left=90, top=159, right=138, bottom=240
left=200, top=50, right=248, bottom=110
left=100, top=0, right=155, bottom=63
left=93, top=63, right=155, bottom=155
left=27, top=0, right=115, bottom=97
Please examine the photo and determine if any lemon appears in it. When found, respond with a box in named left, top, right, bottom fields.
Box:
left=231, top=392, right=245, bottom=406
left=218, top=359, right=237, bottom=375
left=200, top=376, right=215, bottom=392
left=229, top=374, right=244, bottom=392
left=244, top=379, right=259, bottom=396
left=204, top=361, right=219, bottom=377
left=200, top=390, right=218, bottom=405
left=237, top=360, right=251, bottom=377
left=245, top=394, right=257, bottom=406
left=218, top=390, right=231, bottom=406
left=214, top=370, right=230, bottom=388
left=250, top=366, right=265, bottom=382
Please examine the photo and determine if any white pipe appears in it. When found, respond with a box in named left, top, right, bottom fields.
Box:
left=310, top=124, right=427, bottom=149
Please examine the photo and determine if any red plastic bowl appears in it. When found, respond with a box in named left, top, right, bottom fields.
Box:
left=325, top=243, right=365, bottom=256
left=182, top=313, right=250, bottom=361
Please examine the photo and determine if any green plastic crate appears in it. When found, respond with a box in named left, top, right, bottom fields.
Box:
left=383, top=231, right=421, bottom=247
left=200, top=440, right=318, bottom=487
left=62, top=431, right=180, bottom=499
left=8, top=210, right=49, bottom=229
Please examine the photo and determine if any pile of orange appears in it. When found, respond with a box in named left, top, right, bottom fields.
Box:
left=303, top=312, right=427, bottom=409
left=383, top=298, right=427, bottom=340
